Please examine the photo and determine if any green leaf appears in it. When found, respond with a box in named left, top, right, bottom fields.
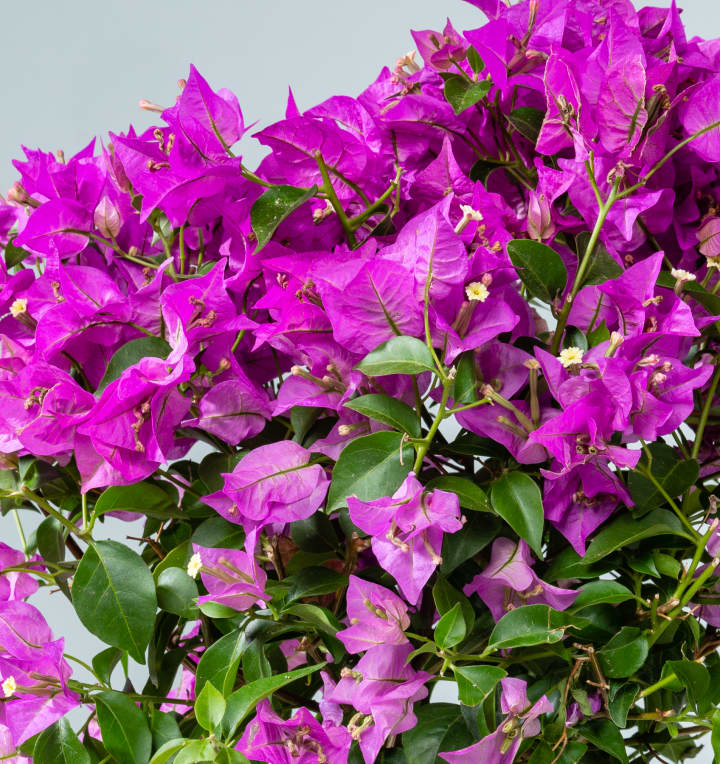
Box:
left=466, top=46, right=484, bottom=75
left=712, top=709, right=720, bottom=762
left=597, top=628, right=649, bottom=678
left=196, top=629, right=245, bottom=697
left=290, top=512, right=340, bottom=553
left=94, top=482, right=179, bottom=520
left=629, top=442, right=699, bottom=513
left=195, top=681, right=227, bottom=731
left=608, top=682, right=638, bottom=728
left=72, top=540, right=157, bottom=663
left=443, top=74, right=492, bottom=114
left=223, top=663, right=326, bottom=737
left=153, top=541, right=191, bottom=583
left=402, top=703, right=475, bottom=764
left=583, top=509, right=691, bottom=563
left=36, top=515, right=66, bottom=563
left=507, top=239, right=567, bottom=304
left=440, top=513, right=500, bottom=575
left=326, top=431, right=414, bottom=511
left=575, top=233, right=623, bottom=286
left=286, top=566, right=347, bottom=601
left=578, top=719, right=629, bottom=763
left=528, top=742, right=588, bottom=763
left=451, top=351, right=477, bottom=404
left=487, top=605, right=575, bottom=652
left=150, top=708, right=182, bottom=750
left=92, top=647, right=123, bottom=686
left=356, top=336, right=436, bottom=377
left=156, top=567, right=198, bottom=619
left=454, top=665, right=506, bottom=706
left=587, top=320, right=610, bottom=347
left=33, top=718, right=90, bottom=764
left=433, top=576, right=475, bottom=633
left=571, top=581, right=635, bottom=611
left=506, top=107, right=545, bottom=143
left=290, top=406, right=320, bottom=444
left=96, top=336, right=171, bottom=394
left=658, top=271, right=720, bottom=315
left=653, top=550, right=682, bottom=578
left=434, top=603, right=467, bottom=648
left=250, top=184, right=317, bottom=251
left=490, top=472, right=544, bottom=557
left=175, top=740, right=218, bottom=764
left=4, top=238, right=31, bottom=268
left=666, top=659, right=711, bottom=712
left=148, top=739, right=187, bottom=764
left=425, top=476, right=489, bottom=512
left=95, top=690, right=152, bottom=764
left=344, top=393, right=421, bottom=438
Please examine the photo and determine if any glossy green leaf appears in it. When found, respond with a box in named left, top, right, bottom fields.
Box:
left=487, top=605, right=576, bottom=652
left=597, top=628, right=649, bottom=678
left=402, top=703, right=475, bottom=764
left=33, top=718, right=90, bottom=764
left=583, top=509, right=691, bottom=563
left=148, top=739, right=187, bottom=764
left=156, top=567, right=198, bottom=619
left=290, top=512, right=340, bottom=553
left=629, top=442, right=699, bottom=513
left=344, top=393, right=421, bottom=438
left=608, top=682, right=638, bottom=728
left=507, top=239, right=567, bottom=304
left=195, top=681, right=227, bottom=731
left=490, top=472, right=544, bottom=557
left=327, top=431, right=414, bottom=511
left=440, top=514, right=500, bottom=575
left=425, top=475, right=489, bottom=512
left=4, top=238, right=31, bottom=268
left=443, top=74, right=492, bottom=114
left=92, top=647, right=123, bottom=687
left=150, top=708, right=182, bottom=750
left=250, top=184, right=317, bottom=251
left=571, top=581, right=635, bottom=611
left=506, top=107, right=545, bottom=143
left=666, top=659, right=711, bottom=712
left=95, top=690, right=152, bottom=764
left=434, top=603, right=467, bottom=648
left=94, top=482, right=179, bottom=520
left=73, top=541, right=157, bottom=663
left=712, top=709, right=720, bottom=762
left=286, top=566, right=347, bottom=601
left=454, top=665, right=506, bottom=706
left=578, top=719, right=629, bottom=763
left=466, top=46, right=484, bottom=75
left=96, top=337, right=171, bottom=394
left=528, top=741, right=588, bottom=763
left=223, top=663, right=326, bottom=737
left=36, top=515, right=65, bottom=563
left=451, top=351, right=477, bottom=404
left=356, top=336, right=436, bottom=377
left=196, top=628, right=246, bottom=697
left=575, top=233, right=623, bottom=286
left=433, top=576, right=475, bottom=633
left=175, top=740, right=218, bottom=764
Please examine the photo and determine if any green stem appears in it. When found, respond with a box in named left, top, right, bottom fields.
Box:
left=550, top=177, right=621, bottom=355
left=413, top=382, right=451, bottom=473
left=348, top=167, right=402, bottom=228
left=692, top=362, right=720, bottom=460
left=314, top=151, right=358, bottom=248
left=638, top=672, right=682, bottom=699
left=18, top=488, right=87, bottom=541
left=81, top=493, right=89, bottom=535
left=634, top=465, right=698, bottom=539
left=445, top=397, right=490, bottom=416
left=12, top=509, right=27, bottom=556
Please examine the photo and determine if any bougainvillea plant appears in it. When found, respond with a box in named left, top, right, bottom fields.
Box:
left=4, top=0, right=720, bottom=761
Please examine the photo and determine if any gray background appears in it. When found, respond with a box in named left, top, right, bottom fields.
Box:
left=0, top=0, right=715, bottom=759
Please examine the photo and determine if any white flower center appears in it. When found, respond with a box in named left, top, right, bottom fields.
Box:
left=187, top=553, right=202, bottom=579
left=465, top=282, right=490, bottom=302
left=9, top=298, right=27, bottom=318
left=559, top=347, right=584, bottom=368
left=2, top=676, right=16, bottom=698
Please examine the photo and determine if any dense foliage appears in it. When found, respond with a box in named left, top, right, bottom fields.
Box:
left=3, top=0, right=720, bottom=761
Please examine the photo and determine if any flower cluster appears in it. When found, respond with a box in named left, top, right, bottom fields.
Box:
left=2, top=0, right=720, bottom=761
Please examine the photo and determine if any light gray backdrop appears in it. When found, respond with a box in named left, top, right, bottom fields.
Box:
left=0, top=0, right=714, bottom=759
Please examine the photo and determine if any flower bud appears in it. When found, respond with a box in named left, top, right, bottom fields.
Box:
left=94, top=196, right=123, bottom=239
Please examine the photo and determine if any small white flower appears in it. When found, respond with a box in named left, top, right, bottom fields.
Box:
left=558, top=347, right=584, bottom=368
left=2, top=676, right=16, bottom=698
left=187, top=553, right=202, bottom=579
left=465, top=282, right=490, bottom=302
left=9, top=298, right=27, bottom=318
left=707, top=256, right=720, bottom=270
left=670, top=268, right=696, bottom=282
